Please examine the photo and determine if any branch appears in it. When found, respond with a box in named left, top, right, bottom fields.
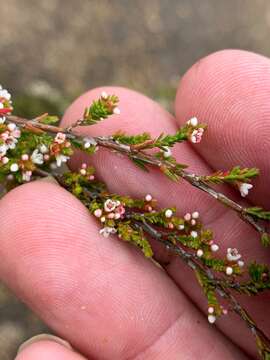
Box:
left=6, top=115, right=268, bottom=240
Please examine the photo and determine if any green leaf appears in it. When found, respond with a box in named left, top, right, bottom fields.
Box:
left=40, top=115, right=59, bottom=125
left=82, top=94, right=119, bottom=126
left=117, top=222, right=153, bottom=258
left=113, top=132, right=151, bottom=145
left=261, top=233, right=270, bottom=247
left=248, top=262, right=269, bottom=283
left=131, top=158, right=149, bottom=171
left=245, top=207, right=270, bottom=221
left=202, top=166, right=259, bottom=184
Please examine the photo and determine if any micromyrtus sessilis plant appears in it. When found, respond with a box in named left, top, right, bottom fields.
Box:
left=1, top=86, right=270, bottom=358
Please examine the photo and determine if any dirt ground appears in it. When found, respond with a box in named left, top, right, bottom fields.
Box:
left=1, top=1, right=270, bottom=358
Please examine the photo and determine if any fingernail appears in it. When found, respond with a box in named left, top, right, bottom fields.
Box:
left=17, top=334, right=73, bottom=354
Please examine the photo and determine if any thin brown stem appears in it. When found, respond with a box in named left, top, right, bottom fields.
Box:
left=133, top=218, right=270, bottom=354
left=6, top=115, right=267, bottom=239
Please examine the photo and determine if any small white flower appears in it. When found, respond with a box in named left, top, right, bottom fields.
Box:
left=239, top=182, right=253, bottom=197
left=208, top=314, right=216, bottom=324
left=237, top=260, right=245, bottom=267
left=0, top=117, right=6, bottom=124
left=162, top=146, right=172, bottom=158
left=178, top=224, right=185, bottom=230
left=191, top=219, right=196, bottom=225
left=0, top=144, right=8, bottom=157
left=101, top=91, right=108, bottom=100
left=192, top=211, right=199, bottom=219
left=55, top=154, right=69, bottom=167
left=191, top=231, right=198, bottom=238
left=226, top=266, right=233, bottom=276
left=227, top=248, right=241, bottom=262
left=208, top=307, right=215, bottom=314
left=145, top=194, right=152, bottom=202
left=7, top=123, right=16, bottom=132
left=21, top=154, right=29, bottom=161
left=31, top=149, right=44, bottom=165
left=2, top=156, right=9, bottom=164
left=197, top=249, right=203, bottom=257
left=165, top=209, right=173, bottom=218
left=187, top=117, right=198, bottom=127
left=39, top=144, right=49, bottom=154
left=94, top=209, right=102, bottom=218
left=83, top=137, right=97, bottom=149
left=7, top=138, right=18, bottom=150
left=113, top=107, right=121, bottom=115
left=0, top=89, right=11, bottom=101
left=55, top=132, right=66, bottom=144
left=10, top=163, right=19, bottom=172
left=190, top=128, right=204, bottom=143
left=104, top=199, right=117, bottom=212
left=0, top=103, right=4, bottom=109
left=184, top=213, right=191, bottom=221
left=99, top=226, right=117, bottom=237
left=22, top=170, right=32, bottom=182
left=211, top=244, right=219, bottom=252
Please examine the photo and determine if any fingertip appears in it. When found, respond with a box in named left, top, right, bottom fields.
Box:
left=174, top=49, right=270, bottom=205
left=175, top=49, right=270, bottom=123
left=16, top=338, right=86, bottom=360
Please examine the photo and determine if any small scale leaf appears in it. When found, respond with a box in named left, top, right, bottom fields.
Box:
left=40, top=115, right=59, bottom=125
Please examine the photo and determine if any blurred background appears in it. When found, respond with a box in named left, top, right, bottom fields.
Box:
left=1, top=0, right=270, bottom=358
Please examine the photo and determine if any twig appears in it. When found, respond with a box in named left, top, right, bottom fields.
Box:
left=6, top=115, right=267, bottom=239
left=133, top=219, right=270, bottom=353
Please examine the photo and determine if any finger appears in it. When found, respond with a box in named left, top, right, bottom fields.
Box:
left=16, top=338, right=87, bottom=360
left=62, top=86, right=269, bottom=357
left=175, top=49, right=270, bottom=207
left=62, top=86, right=230, bottom=223
left=0, top=182, right=247, bottom=360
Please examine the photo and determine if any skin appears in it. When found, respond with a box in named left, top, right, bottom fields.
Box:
left=2, top=49, right=269, bottom=359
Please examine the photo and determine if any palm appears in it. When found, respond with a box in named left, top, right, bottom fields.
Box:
left=8, top=50, right=270, bottom=360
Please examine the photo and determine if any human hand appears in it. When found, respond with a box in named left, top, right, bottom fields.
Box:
left=5, top=49, right=269, bottom=359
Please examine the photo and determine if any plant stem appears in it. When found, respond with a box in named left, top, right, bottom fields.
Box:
left=133, top=219, right=270, bottom=354
left=7, top=115, right=268, bottom=239
left=34, top=160, right=270, bottom=357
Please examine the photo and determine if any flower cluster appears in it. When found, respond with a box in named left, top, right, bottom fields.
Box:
left=187, top=117, right=204, bottom=144
left=50, top=132, right=72, bottom=167
left=94, top=198, right=126, bottom=237
left=0, top=123, right=21, bottom=164
left=0, top=85, right=12, bottom=122
left=238, top=182, right=253, bottom=197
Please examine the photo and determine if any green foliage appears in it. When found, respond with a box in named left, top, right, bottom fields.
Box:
left=113, top=132, right=151, bottom=145
left=195, top=270, right=222, bottom=316
left=117, top=222, right=153, bottom=257
left=131, top=158, right=149, bottom=171
left=83, top=94, right=119, bottom=125
left=154, top=123, right=206, bottom=148
left=160, top=164, right=180, bottom=181
left=154, top=127, right=189, bottom=148
left=202, top=166, right=259, bottom=184
left=246, top=207, right=270, bottom=221
left=70, top=138, right=98, bottom=155
left=39, top=115, right=59, bottom=125
left=261, top=232, right=270, bottom=247
left=249, top=262, right=270, bottom=285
